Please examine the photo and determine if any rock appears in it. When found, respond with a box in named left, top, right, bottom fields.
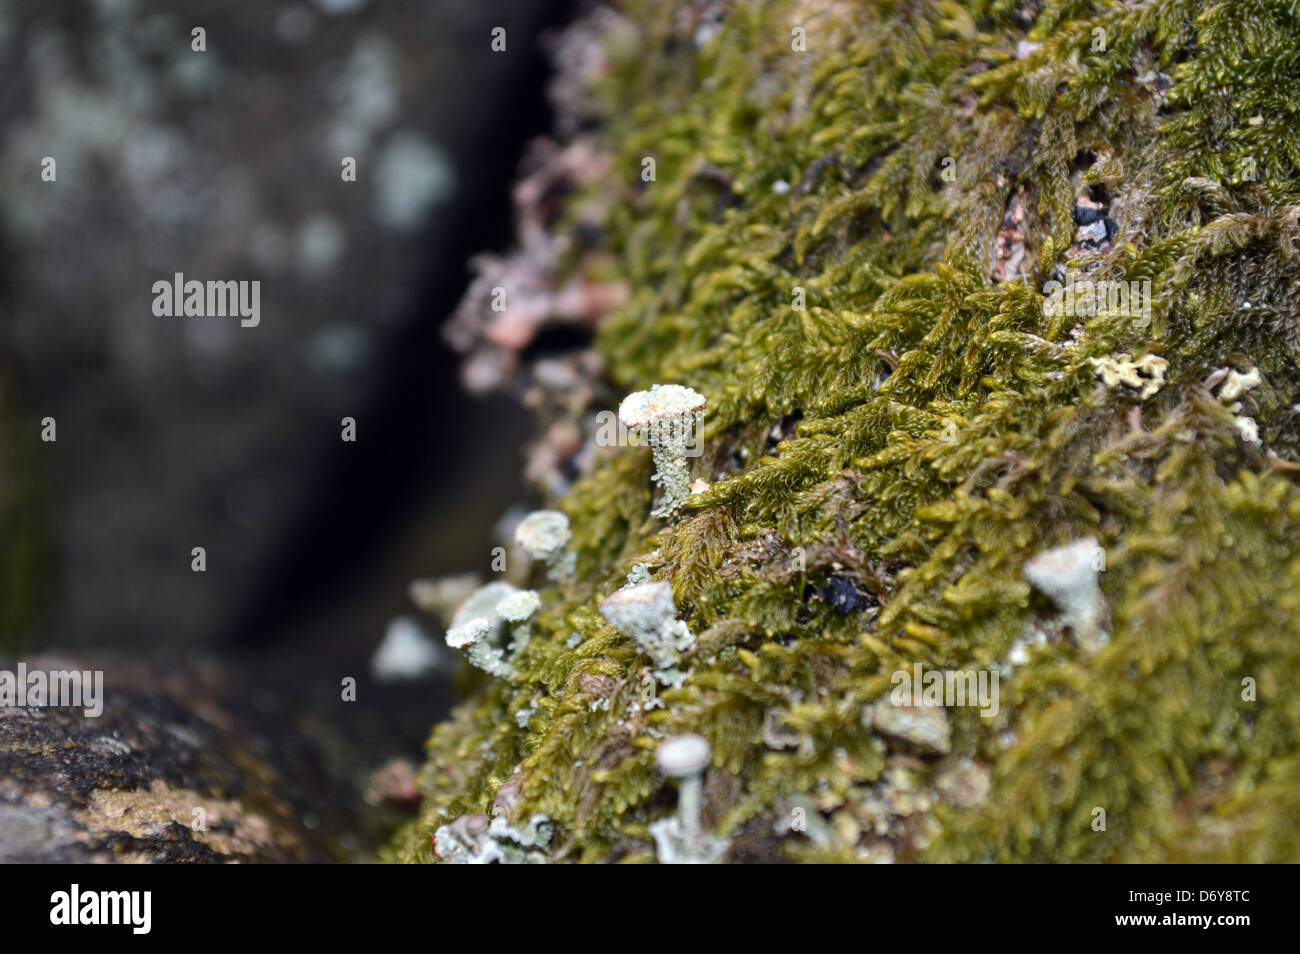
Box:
left=0, top=0, right=556, bottom=651
left=0, top=656, right=343, bottom=862
left=0, top=657, right=405, bottom=868
left=935, top=757, right=992, bottom=809
left=870, top=701, right=953, bottom=756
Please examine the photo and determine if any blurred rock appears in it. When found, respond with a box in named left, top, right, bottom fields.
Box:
left=0, top=0, right=559, bottom=649
left=0, top=655, right=326, bottom=862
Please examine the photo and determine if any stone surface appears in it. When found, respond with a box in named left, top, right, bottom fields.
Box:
left=0, top=656, right=324, bottom=862
left=870, top=701, right=953, bottom=756
left=0, top=0, right=556, bottom=650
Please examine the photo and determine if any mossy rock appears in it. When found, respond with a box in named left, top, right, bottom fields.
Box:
left=394, top=0, right=1300, bottom=863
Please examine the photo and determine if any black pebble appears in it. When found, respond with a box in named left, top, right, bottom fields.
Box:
left=820, top=576, right=876, bottom=616
left=1073, top=205, right=1102, bottom=225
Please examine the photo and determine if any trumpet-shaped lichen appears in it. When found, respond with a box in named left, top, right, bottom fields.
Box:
left=443, top=582, right=537, bottom=681
left=391, top=0, right=1300, bottom=864
left=515, top=510, right=575, bottom=581
left=618, top=384, right=707, bottom=516
left=649, top=734, right=730, bottom=864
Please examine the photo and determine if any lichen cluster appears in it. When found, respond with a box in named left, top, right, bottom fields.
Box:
left=392, top=0, right=1300, bottom=863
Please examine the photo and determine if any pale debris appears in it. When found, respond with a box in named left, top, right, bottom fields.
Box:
left=1024, top=536, right=1108, bottom=650
left=935, top=757, right=992, bottom=809
left=869, top=700, right=952, bottom=755
left=1090, top=352, right=1167, bottom=399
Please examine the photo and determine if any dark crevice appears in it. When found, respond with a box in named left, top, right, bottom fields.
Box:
left=223, top=1, right=577, bottom=646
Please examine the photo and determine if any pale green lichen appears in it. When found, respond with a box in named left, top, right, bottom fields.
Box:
left=1212, top=366, right=1264, bottom=444
left=1090, top=352, right=1168, bottom=399
left=598, top=581, right=696, bottom=687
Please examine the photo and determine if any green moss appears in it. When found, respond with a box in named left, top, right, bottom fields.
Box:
left=394, top=0, right=1300, bottom=862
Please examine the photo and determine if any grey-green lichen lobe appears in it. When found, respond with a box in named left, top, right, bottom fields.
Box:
left=599, top=581, right=696, bottom=686
left=394, top=0, right=1300, bottom=864
left=433, top=812, right=554, bottom=864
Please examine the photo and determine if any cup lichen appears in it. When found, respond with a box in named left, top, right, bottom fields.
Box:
left=618, top=384, right=707, bottom=517
left=649, top=734, right=729, bottom=864
left=443, top=582, right=537, bottom=681
left=515, top=510, right=575, bottom=581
